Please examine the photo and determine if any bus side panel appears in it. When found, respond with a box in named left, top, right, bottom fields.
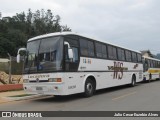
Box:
left=77, top=57, right=143, bottom=90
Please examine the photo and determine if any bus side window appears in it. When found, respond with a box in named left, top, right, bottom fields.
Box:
left=145, top=59, right=148, bottom=71
left=125, top=50, right=132, bottom=62
left=132, top=52, right=137, bottom=62
left=137, top=54, right=142, bottom=63
left=80, top=38, right=95, bottom=57
left=95, top=42, right=107, bottom=59
left=108, top=45, right=117, bottom=60
left=117, top=48, right=125, bottom=61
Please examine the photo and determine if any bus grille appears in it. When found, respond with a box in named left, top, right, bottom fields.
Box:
left=29, top=80, right=48, bottom=83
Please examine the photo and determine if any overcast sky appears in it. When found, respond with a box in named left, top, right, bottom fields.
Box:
left=1, top=0, right=160, bottom=54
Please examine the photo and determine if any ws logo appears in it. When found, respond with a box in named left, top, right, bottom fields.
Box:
left=108, top=62, right=128, bottom=80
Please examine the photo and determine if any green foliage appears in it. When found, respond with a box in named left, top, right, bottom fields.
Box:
left=0, top=9, right=71, bottom=57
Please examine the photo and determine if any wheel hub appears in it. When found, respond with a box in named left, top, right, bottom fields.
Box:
left=87, top=83, right=93, bottom=93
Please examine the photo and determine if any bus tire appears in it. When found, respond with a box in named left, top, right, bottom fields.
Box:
left=83, top=78, right=95, bottom=97
left=54, top=95, right=63, bottom=99
left=130, top=75, right=136, bottom=87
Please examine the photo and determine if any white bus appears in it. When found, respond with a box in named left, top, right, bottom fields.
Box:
left=143, top=56, right=160, bottom=81
left=17, top=32, right=143, bottom=97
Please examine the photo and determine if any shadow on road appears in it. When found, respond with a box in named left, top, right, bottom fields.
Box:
left=32, top=80, right=160, bottom=103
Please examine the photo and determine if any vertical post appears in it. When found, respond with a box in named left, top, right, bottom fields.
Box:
left=7, top=53, right=12, bottom=84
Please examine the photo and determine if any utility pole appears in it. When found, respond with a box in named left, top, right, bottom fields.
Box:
left=7, top=53, right=12, bottom=84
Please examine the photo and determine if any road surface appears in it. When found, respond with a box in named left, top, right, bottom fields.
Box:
left=0, top=80, right=160, bottom=119
left=0, top=80, right=160, bottom=111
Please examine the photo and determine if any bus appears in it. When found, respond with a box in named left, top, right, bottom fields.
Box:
left=143, top=56, right=160, bottom=82
left=17, top=32, right=143, bottom=97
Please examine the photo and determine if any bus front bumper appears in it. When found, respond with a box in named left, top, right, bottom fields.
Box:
left=23, top=83, right=65, bottom=95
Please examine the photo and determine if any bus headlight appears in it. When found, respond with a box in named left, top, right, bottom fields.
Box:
left=23, top=79, right=29, bottom=83
left=48, top=78, right=62, bottom=82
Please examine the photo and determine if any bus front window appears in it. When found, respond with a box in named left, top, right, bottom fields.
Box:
left=24, top=36, right=63, bottom=73
left=38, top=37, right=63, bottom=71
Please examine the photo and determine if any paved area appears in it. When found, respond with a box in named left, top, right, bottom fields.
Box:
left=0, top=80, right=160, bottom=111
left=1, top=81, right=160, bottom=119
left=0, top=90, right=25, bottom=104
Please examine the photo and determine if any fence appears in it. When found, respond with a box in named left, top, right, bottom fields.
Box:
left=0, top=57, right=23, bottom=75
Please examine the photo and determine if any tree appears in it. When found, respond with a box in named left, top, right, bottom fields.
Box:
left=0, top=9, right=71, bottom=57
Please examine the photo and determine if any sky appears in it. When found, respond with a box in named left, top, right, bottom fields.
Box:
left=0, top=0, right=160, bottom=54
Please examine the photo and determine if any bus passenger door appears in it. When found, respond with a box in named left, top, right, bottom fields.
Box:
left=64, top=46, right=79, bottom=72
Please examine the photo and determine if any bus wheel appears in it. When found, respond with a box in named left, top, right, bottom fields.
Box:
left=83, top=78, right=95, bottom=97
left=54, top=95, right=63, bottom=99
left=130, top=75, right=136, bottom=87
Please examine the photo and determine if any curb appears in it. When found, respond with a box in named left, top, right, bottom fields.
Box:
left=0, top=84, right=23, bottom=92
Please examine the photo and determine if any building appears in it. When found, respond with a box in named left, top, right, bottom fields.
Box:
left=0, top=58, right=9, bottom=63
left=141, top=50, right=154, bottom=58
left=2, top=17, right=11, bottom=22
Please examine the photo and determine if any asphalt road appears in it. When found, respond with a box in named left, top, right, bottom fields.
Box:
left=1, top=80, right=160, bottom=119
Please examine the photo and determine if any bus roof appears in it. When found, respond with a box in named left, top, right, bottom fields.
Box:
left=28, top=32, right=141, bottom=54
left=143, top=56, right=160, bottom=61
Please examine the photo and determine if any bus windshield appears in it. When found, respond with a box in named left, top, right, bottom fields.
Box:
left=24, top=36, right=63, bottom=73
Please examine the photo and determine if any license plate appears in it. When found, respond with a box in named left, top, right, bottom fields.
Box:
left=36, top=87, right=43, bottom=91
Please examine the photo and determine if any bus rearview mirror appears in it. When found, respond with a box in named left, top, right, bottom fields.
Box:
left=68, top=48, right=73, bottom=59
left=17, top=54, right=20, bottom=63
left=17, top=48, right=27, bottom=63
left=64, top=41, right=73, bottom=59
